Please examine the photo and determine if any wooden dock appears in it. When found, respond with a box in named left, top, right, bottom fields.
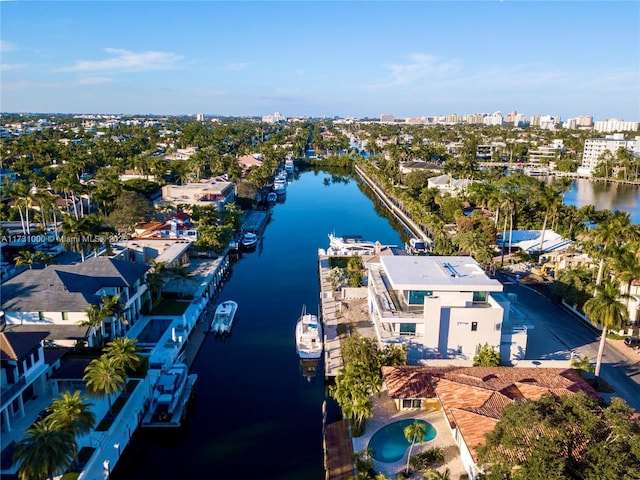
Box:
left=242, top=209, right=271, bottom=233
left=319, top=255, right=344, bottom=378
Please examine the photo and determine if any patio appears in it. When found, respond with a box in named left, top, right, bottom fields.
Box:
left=352, top=390, right=468, bottom=479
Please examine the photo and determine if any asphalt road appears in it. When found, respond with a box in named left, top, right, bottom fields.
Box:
left=497, top=272, right=640, bottom=411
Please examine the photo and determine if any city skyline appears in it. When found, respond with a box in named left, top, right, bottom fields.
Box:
left=1, top=1, right=639, bottom=121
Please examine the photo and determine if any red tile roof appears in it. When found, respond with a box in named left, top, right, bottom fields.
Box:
left=382, top=366, right=601, bottom=462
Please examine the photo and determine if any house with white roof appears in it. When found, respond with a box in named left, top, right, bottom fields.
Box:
left=367, top=255, right=529, bottom=363
left=427, top=174, right=472, bottom=196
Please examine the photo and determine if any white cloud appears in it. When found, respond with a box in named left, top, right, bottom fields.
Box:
left=59, top=48, right=184, bottom=73
left=1, top=63, right=26, bottom=71
left=225, top=62, right=249, bottom=71
left=0, top=40, right=17, bottom=53
left=371, top=53, right=462, bottom=89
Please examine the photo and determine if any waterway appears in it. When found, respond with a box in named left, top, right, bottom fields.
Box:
left=112, top=169, right=403, bottom=480
left=552, top=177, right=640, bottom=225
left=112, top=169, right=640, bottom=480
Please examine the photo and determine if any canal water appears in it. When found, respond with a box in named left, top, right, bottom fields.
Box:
left=112, top=170, right=639, bottom=480
left=112, top=169, right=403, bottom=480
left=560, top=177, right=640, bottom=225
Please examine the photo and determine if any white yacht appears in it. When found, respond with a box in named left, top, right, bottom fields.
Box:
left=295, top=305, right=323, bottom=359
left=327, top=233, right=376, bottom=256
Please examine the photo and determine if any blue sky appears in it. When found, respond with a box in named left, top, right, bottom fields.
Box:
left=2, top=1, right=639, bottom=121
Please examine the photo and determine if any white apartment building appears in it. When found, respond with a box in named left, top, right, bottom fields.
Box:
left=367, top=256, right=529, bottom=364
left=579, top=133, right=640, bottom=175
left=594, top=118, right=639, bottom=133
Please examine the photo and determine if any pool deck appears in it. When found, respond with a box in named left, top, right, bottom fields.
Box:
left=352, top=390, right=468, bottom=478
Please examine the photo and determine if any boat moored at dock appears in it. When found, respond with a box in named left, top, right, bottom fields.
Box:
left=142, top=363, right=197, bottom=428
left=211, top=300, right=238, bottom=334
left=295, top=305, right=323, bottom=359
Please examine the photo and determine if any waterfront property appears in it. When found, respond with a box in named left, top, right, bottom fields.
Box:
left=380, top=365, right=601, bottom=479
left=1, top=257, right=150, bottom=347
left=158, top=176, right=235, bottom=210
left=367, top=255, right=529, bottom=363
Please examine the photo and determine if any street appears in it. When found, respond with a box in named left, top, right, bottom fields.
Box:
left=498, top=272, right=640, bottom=411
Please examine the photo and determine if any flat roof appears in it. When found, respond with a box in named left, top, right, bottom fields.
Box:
left=379, top=255, right=503, bottom=292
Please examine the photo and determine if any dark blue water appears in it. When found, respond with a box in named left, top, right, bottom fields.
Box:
left=113, top=169, right=403, bottom=480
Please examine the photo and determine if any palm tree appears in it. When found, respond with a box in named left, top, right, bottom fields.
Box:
left=83, top=355, right=127, bottom=416
left=404, top=420, right=427, bottom=475
left=14, top=250, right=37, bottom=269
left=147, top=259, right=168, bottom=301
left=583, top=279, right=631, bottom=378
left=45, top=390, right=95, bottom=462
left=9, top=181, right=34, bottom=235
left=81, top=304, right=108, bottom=347
left=100, top=294, right=126, bottom=338
left=103, top=337, right=142, bottom=374
left=12, top=420, right=75, bottom=480
left=426, top=468, right=451, bottom=480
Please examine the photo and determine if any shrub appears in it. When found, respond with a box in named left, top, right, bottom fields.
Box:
left=409, top=446, right=445, bottom=471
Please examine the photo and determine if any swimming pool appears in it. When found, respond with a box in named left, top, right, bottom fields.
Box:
left=368, top=419, right=436, bottom=463
left=136, top=319, right=173, bottom=344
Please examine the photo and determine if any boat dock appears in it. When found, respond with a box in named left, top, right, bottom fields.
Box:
left=242, top=209, right=271, bottom=233
left=318, top=255, right=345, bottom=378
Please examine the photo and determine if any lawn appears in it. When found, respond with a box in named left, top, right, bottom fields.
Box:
left=151, top=298, right=190, bottom=316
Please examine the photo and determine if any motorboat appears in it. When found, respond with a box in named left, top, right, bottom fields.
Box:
left=284, top=157, right=295, bottom=173
left=272, top=178, right=287, bottom=195
left=241, top=232, right=258, bottom=250
left=295, top=305, right=323, bottom=359
left=211, top=300, right=238, bottom=334
left=142, top=363, right=197, bottom=427
left=327, top=233, right=376, bottom=256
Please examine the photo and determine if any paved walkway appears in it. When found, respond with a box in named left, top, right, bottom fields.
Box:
left=352, top=391, right=467, bottom=479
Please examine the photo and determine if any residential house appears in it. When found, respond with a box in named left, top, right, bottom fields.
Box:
left=0, top=331, right=65, bottom=436
left=427, top=174, right=472, bottom=196
left=236, top=154, right=263, bottom=176
left=1, top=257, right=150, bottom=347
left=159, top=177, right=235, bottom=210
left=133, top=212, right=199, bottom=241
left=381, top=365, right=600, bottom=479
left=399, top=161, right=443, bottom=175
left=367, top=255, right=529, bottom=363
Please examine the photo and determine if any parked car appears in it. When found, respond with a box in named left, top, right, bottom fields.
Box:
left=624, top=337, right=640, bottom=348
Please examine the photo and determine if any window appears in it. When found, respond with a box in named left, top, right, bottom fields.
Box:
left=399, top=323, right=416, bottom=335
left=471, top=322, right=478, bottom=331
left=402, top=399, right=422, bottom=409
left=62, top=312, right=69, bottom=321
left=473, top=291, right=487, bottom=302
left=408, top=290, right=433, bottom=305
left=38, top=312, right=45, bottom=321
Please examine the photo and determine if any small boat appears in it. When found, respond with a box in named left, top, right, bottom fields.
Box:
left=211, top=300, right=238, bottom=334
left=295, top=305, right=323, bottom=359
left=142, top=363, right=197, bottom=428
left=267, top=192, right=277, bottom=204
left=327, top=233, right=376, bottom=256
left=241, top=232, right=258, bottom=250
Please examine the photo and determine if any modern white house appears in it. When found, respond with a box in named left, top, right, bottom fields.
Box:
left=1, top=257, right=150, bottom=347
left=367, top=255, right=529, bottom=363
